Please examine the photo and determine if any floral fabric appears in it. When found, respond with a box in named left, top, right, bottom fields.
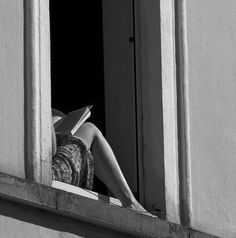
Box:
left=52, top=134, right=94, bottom=190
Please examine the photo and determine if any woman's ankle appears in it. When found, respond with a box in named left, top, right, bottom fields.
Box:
left=122, top=198, right=146, bottom=212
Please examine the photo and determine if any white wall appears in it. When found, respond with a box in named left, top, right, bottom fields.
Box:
left=0, top=215, right=78, bottom=238
left=0, top=0, right=25, bottom=178
left=185, top=1, right=236, bottom=237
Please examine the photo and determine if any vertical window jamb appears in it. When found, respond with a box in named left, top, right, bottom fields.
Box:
left=175, top=0, right=191, bottom=226
left=24, top=0, right=52, bottom=185
left=160, top=0, right=180, bottom=224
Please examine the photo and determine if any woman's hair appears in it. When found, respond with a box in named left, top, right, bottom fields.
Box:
left=52, top=108, right=66, bottom=118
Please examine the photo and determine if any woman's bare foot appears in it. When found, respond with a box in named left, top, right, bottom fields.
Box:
left=124, top=199, right=158, bottom=218
left=125, top=201, right=146, bottom=212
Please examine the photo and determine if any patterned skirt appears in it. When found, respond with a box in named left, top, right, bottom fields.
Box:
left=52, top=134, right=94, bottom=190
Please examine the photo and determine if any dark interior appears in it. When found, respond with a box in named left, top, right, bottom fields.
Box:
left=50, top=0, right=106, bottom=134
left=50, top=0, right=107, bottom=194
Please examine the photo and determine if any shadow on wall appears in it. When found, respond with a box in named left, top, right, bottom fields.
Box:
left=0, top=198, right=131, bottom=238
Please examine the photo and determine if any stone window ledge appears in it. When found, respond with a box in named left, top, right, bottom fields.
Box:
left=0, top=172, right=218, bottom=238
left=51, top=180, right=122, bottom=207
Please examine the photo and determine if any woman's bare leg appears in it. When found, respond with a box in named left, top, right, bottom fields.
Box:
left=74, top=122, right=146, bottom=211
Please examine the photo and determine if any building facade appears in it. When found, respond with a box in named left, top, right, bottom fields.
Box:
left=0, top=0, right=235, bottom=237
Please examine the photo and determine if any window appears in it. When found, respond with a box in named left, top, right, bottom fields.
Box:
left=25, top=0, right=180, bottom=223
left=50, top=0, right=108, bottom=194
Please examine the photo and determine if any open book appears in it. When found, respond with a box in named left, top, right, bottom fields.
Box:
left=55, top=105, right=93, bottom=135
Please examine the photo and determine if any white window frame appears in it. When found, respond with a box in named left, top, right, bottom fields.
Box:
left=160, top=0, right=180, bottom=223
left=24, top=0, right=52, bottom=185
left=25, top=0, right=180, bottom=224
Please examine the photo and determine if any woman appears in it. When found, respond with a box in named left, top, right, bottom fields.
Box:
left=51, top=109, right=148, bottom=213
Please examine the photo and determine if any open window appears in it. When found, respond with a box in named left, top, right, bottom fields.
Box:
left=50, top=0, right=108, bottom=195
left=25, top=0, right=180, bottom=223
left=49, top=0, right=167, bottom=217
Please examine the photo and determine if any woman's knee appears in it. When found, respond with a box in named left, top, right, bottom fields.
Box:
left=74, top=122, right=102, bottom=148
left=81, top=122, right=102, bottom=137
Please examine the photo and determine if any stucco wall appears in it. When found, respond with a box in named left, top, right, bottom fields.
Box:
left=0, top=198, right=126, bottom=238
left=0, top=195, right=172, bottom=238
left=185, top=1, right=236, bottom=237
left=0, top=0, right=25, bottom=178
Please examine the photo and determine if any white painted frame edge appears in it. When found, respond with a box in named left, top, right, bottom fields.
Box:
left=175, top=0, right=191, bottom=226
left=160, top=0, right=180, bottom=224
left=24, top=0, right=52, bottom=185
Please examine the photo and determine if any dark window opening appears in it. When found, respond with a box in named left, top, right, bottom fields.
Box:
left=50, top=0, right=107, bottom=194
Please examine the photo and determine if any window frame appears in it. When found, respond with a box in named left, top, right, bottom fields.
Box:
left=25, top=0, right=180, bottom=224
left=24, top=0, right=52, bottom=185
left=160, top=0, right=180, bottom=223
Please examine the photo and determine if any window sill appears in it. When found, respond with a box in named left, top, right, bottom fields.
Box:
left=0, top=172, right=217, bottom=238
left=52, top=180, right=122, bottom=207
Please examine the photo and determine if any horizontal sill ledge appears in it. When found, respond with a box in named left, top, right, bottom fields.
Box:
left=52, top=180, right=122, bottom=207
left=0, top=173, right=218, bottom=238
